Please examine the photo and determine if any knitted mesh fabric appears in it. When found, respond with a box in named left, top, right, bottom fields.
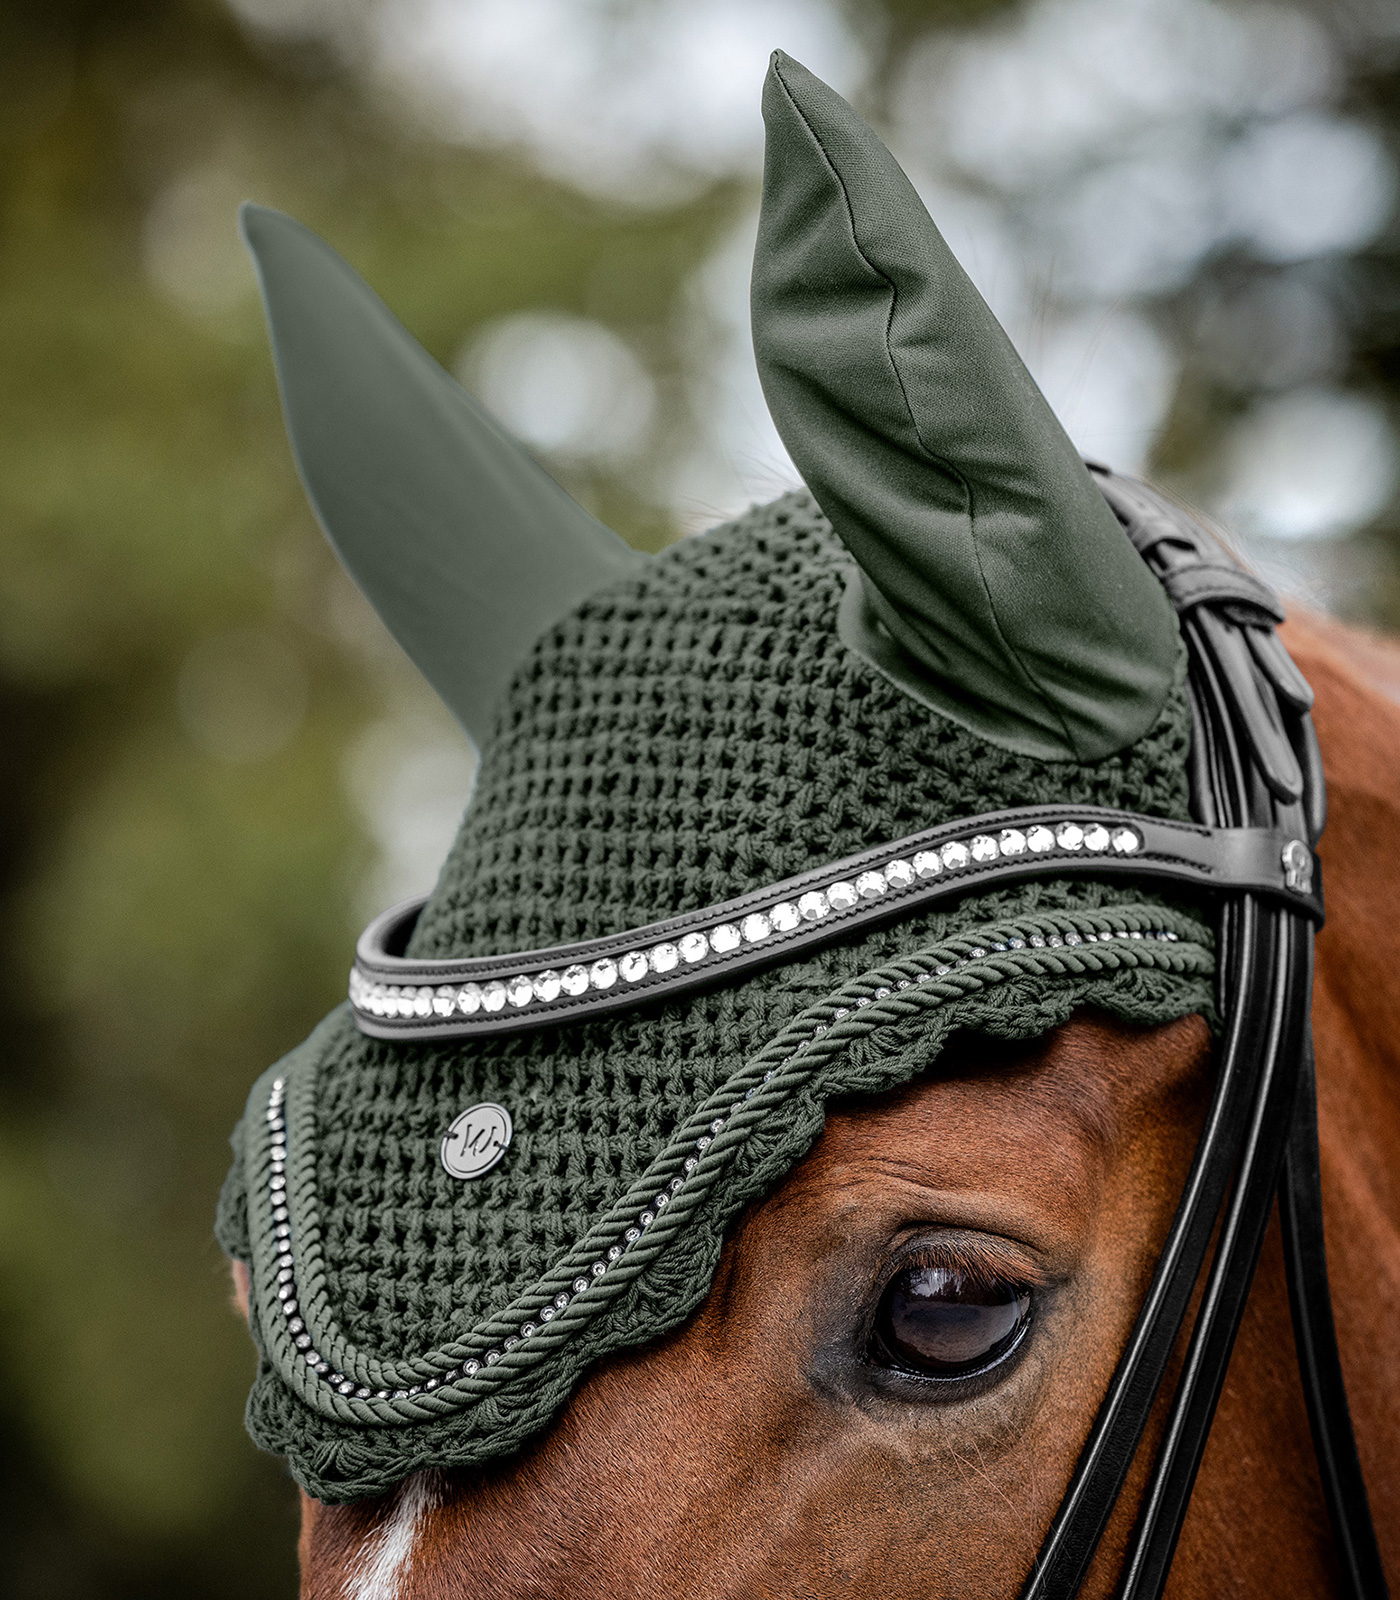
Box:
left=217, top=491, right=1214, bottom=1501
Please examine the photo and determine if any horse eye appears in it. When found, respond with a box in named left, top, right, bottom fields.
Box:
left=871, top=1264, right=1032, bottom=1378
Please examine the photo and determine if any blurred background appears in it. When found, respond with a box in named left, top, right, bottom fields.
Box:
left=0, top=0, right=1396, bottom=1593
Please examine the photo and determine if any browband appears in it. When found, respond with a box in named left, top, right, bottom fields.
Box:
left=350, top=803, right=1319, bottom=1041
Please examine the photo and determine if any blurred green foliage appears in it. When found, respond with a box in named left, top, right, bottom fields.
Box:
left=0, top=1, right=1396, bottom=1596
left=0, top=2, right=744, bottom=1592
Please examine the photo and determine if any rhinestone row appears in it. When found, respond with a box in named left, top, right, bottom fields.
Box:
left=350, top=820, right=1143, bottom=1024
left=281, top=921, right=1179, bottom=1403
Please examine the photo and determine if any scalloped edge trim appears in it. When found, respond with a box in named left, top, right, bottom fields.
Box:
left=245, top=904, right=1214, bottom=1427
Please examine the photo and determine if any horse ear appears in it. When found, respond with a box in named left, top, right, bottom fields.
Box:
left=751, top=54, right=1181, bottom=762
left=240, top=204, right=646, bottom=749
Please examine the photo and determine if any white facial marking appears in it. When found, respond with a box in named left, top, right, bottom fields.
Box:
left=345, top=1471, right=438, bottom=1600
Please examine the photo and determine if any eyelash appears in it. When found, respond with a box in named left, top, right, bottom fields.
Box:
left=876, top=1236, right=1049, bottom=1297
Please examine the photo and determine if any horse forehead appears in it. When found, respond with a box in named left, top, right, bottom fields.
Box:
left=786, top=1014, right=1211, bottom=1217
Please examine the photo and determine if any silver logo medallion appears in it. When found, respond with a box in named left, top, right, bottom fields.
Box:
left=441, top=1102, right=513, bottom=1180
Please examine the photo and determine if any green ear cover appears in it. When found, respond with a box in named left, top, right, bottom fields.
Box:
left=241, top=205, right=645, bottom=749
left=751, top=53, right=1181, bottom=762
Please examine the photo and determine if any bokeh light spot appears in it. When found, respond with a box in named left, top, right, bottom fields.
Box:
left=459, top=311, right=657, bottom=464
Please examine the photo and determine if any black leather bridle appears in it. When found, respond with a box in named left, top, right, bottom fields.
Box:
left=345, top=469, right=1388, bottom=1597
left=1017, top=468, right=1388, bottom=1600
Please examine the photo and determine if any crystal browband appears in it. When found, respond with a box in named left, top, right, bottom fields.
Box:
left=349, top=804, right=1320, bottom=1041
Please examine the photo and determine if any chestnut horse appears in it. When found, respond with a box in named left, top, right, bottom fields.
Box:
left=232, top=609, right=1400, bottom=1598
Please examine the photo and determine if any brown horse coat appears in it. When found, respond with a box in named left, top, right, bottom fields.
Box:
left=234, top=611, right=1400, bottom=1599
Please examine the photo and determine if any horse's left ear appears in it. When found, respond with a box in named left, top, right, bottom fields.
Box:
left=751, top=53, right=1182, bottom=762
left=241, top=205, right=646, bottom=749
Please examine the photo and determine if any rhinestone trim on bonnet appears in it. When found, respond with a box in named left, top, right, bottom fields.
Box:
left=348, top=804, right=1316, bottom=1041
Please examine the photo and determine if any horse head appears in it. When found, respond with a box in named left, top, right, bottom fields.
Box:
left=220, top=54, right=1397, bottom=1600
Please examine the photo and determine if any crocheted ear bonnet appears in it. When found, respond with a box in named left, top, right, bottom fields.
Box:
left=216, top=55, right=1215, bottom=1504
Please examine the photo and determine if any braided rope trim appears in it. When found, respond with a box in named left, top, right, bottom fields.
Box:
left=246, top=904, right=1213, bottom=1427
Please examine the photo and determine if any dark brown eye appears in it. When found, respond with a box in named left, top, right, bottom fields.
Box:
left=871, top=1264, right=1031, bottom=1378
